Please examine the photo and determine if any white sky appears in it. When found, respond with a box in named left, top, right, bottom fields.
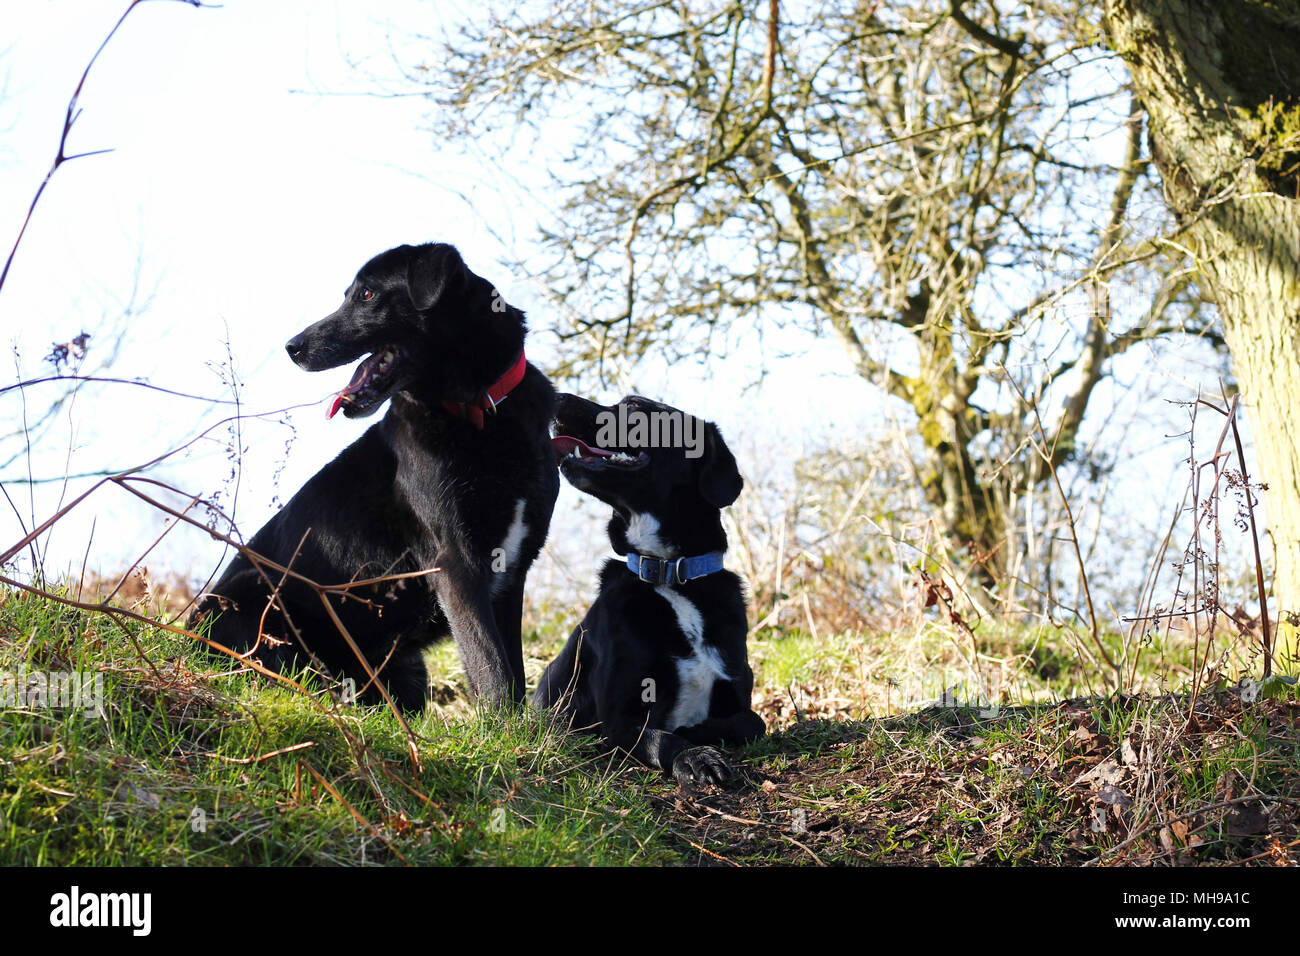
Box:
left=0, top=0, right=1254, bottom=613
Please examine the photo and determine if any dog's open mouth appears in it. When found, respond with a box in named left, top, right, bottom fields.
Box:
left=328, top=348, right=401, bottom=419
left=552, top=435, right=648, bottom=469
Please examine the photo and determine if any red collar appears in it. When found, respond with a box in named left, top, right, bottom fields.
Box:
left=441, top=351, right=528, bottom=429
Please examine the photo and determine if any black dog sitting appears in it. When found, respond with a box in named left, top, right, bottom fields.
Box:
left=534, top=394, right=765, bottom=783
left=193, top=243, right=559, bottom=710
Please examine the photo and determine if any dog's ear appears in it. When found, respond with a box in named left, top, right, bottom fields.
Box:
left=697, top=422, right=743, bottom=508
left=406, top=243, right=467, bottom=311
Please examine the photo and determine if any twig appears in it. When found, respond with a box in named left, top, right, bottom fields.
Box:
left=0, top=375, right=243, bottom=406
left=315, top=592, right=423, bottom=770
left=0, top=572, right=316, bottom=697
left=0, top=0, right=211, bottom=296
left=761, top=0, right=778, bottom=112
left=696, top=804, right=771, bottom=827
left=101, top=494, right=200, bottom=606
left=1227, top=397, right=1272, bottom=676
left=781, top=833, right=825, bottom=865
left=209, top=741, right=316, bottom=765
left=1004, top=369, right=1120, bottom=688
left=1230, top=837, right=1300, bottom=866
left=299, top=761, right=410, bottom=865
left=678, top=833, right=741, bottom=867
left=949, top=0, right=1023, bottom=59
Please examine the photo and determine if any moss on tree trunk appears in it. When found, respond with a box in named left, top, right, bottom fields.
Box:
left=1106, top=0, right=1300, bottom=671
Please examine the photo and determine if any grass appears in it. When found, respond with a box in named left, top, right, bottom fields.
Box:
left=0, top=587, right=671, bottom=865
left=1, top=581, right=1296, bottom=866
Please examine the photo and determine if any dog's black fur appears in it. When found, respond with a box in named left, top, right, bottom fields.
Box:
left=534, top=394, right=765, bottom=783
left=193, top=243, right=559, bottom=710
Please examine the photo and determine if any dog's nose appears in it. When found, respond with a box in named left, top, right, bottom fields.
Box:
left=285, top=335, right=306, bottom=361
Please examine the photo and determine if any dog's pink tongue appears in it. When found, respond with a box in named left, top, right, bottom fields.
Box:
left=552, top=435, right=615, bottom=464
left=327, top=361, right=372, bottom=420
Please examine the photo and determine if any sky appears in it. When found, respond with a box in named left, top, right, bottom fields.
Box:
left=0, top=0, right=1257, bottom=616
left=0, top=0, right=891, bottom=595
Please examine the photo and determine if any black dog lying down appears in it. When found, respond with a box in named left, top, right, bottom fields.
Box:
left=193, top=243, right=559, bottom=710
left=534, top=394, right=765, bottom=783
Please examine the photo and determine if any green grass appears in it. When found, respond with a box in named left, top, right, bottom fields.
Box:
left=1, top=584, right=1296, bottom=866
left=0, top=588, right=673, bottom=865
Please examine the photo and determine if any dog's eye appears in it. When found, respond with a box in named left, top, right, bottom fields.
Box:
left=360, top=288, right=374, bottom=301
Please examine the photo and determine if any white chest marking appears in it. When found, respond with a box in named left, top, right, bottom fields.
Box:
left=656, top=585, right=728, bottom=731
left=626, top=512, right=675, bottom=557
left=491, top=498, right=529, bottom=595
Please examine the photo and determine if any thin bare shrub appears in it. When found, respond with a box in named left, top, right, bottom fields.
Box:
left=1124, top=390, right=1277, bottom=696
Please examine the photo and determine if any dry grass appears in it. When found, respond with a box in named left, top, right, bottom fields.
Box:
left=646, top=694, right=1300, bottom=867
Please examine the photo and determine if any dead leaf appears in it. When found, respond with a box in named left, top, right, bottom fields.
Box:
left=1095, top=783, right=1132, bottom=808
left=1159, top=826, right=1175, bottom=855
left=1121, top=737, right=1140, bottom=769
left=1070, top=725, right=1098, bottom=746
left=1075, top=757, right=1126, bottom=790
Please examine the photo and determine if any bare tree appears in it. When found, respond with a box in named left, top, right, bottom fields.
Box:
left=407, top=0, right=1220, bottom=593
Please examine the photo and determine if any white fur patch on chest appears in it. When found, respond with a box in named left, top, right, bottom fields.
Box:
left=626, top=512, right=676, bottom=557
left=491, top=498, right=529, bottom=595
left=656, top=585, right=729, bottom=731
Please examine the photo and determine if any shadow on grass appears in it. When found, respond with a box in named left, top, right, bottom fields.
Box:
left=638, top=695, right=1299, bottom=867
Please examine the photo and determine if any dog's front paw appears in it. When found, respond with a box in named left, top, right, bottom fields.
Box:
left=672, top=746, right=732, bottom=785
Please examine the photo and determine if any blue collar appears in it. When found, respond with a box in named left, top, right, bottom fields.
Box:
left=625, top=551, right=725, bottom=586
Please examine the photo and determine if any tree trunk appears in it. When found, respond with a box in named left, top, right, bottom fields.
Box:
left=1105, top=0, right=1300, bottom=672
left=906, top=346, right=1005, bottom=583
